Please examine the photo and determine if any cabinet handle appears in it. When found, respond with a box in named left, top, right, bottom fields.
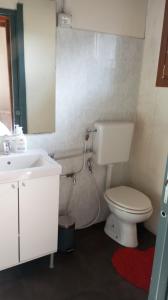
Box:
left=22, top=182, right=26, bottom=187
left=11, top=184, right=16, bottom=189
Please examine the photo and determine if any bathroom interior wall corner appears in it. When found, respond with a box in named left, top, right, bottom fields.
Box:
left=128, top=0, right=168, bottom=235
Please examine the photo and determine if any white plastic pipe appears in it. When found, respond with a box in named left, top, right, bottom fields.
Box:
left=105, top=164, right=113, bottom=189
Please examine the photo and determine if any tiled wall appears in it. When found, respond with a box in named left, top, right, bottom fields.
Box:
left=129, top=0, right=168, bottom=234
left=27, top=28, right=143, bottom=228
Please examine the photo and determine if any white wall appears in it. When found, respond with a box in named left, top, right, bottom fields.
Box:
left=27, top=28, right=143, bottom=228
left=62, top=0, right=148, bottom=38
left=0, top=0, right=56, bottom=133
left=129, top=0, right=168, bottom=234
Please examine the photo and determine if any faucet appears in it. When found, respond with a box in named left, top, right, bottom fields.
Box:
left=3, top=139, right=11, bottom=155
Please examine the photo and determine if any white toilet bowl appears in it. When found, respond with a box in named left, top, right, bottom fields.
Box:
left=104, top=186, right=153, bottom=247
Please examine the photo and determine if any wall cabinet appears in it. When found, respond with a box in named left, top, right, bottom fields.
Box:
left=0, top=175, right=59, bottom=271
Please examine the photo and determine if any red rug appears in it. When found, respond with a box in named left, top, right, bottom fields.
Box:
left=112, top=247, right=155, bottom=291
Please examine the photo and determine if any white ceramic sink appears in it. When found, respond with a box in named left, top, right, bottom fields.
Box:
left=0, top=149, right=62, bottom=183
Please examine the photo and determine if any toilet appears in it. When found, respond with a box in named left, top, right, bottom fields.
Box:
left=93, top=121, right=153, bottom=247
left=104, top=186, right=153, bottom=247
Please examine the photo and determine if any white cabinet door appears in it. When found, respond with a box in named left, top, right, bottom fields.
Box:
left=0, top=182, right=18, bottom=270
left=19, top=176, right=59, bottom=262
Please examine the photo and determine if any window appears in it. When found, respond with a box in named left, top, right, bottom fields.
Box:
left=0, top=4, right=27, bottom=132
left=156, top=0, right=168, bottom=87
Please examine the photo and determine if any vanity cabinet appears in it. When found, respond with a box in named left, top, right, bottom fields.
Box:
left=0, top=175, right=59, bottom=271
left=0, top=182, right=19, bottom=269
left=19, top=176, right=59, bottom=262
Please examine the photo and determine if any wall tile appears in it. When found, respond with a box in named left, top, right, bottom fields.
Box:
left=27, top=28, right=143, bottom=228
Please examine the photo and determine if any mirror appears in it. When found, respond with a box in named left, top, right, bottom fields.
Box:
left=0, top=20, right=13, bottom=131
left=0, top=0, right=56, bottom=134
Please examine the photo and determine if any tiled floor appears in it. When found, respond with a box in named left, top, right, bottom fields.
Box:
left=0, top=223, right=155, bottom=300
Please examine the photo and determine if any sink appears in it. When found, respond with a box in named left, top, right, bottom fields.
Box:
left=0, top=149, right=62, bottom=183
left=0, top=154, right=44, bottom=171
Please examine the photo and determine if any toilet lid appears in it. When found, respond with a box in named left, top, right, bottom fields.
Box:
left=105, top=186, right=152, bottom=212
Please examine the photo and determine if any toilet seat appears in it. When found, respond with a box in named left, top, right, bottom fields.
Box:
left=104, top=186, right=152, bottom=214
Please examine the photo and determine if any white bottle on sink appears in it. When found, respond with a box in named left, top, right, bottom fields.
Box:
left=13, top=125, right=27, bottom=153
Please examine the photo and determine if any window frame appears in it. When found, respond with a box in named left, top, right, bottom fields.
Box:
left=156, top=0, right=168, bottom=87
